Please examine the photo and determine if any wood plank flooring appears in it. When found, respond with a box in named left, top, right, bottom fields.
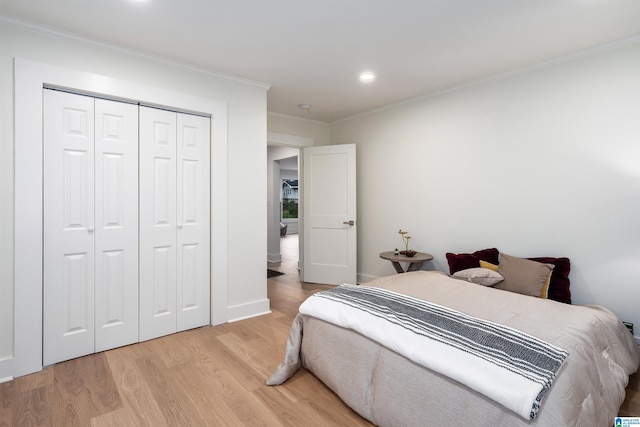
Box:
left=1, top=233, right=638, bottom=425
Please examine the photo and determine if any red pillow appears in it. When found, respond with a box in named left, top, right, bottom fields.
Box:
left=528, top=257, right=571, bottom=304
left=445, top=248, right=500, bottom=275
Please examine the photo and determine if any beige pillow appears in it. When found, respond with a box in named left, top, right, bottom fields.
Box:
left=496, top=253, right=554, bottom=298
left=453, top=267, right=504, bottom=286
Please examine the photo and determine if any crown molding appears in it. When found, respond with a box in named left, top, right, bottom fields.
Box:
left=332, top=34, right=640, bottom=125
left=267, top=110, right=330, bottom=126
left=0, top=14, right=271, bottom=90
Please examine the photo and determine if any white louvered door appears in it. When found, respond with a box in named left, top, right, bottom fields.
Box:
left=44, top=91, right=139, bottom=364
left=139, top=106, right=210, bottom=341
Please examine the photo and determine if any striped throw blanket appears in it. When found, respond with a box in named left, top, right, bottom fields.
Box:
left=299, top=284, right=568, bottom=420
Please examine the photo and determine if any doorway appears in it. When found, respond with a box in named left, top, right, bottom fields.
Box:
left=266, top=132, right=315, bottom=282
left=267, top=146, right=300, bottom=272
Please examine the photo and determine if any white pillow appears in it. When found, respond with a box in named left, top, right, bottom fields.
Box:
left=453, top=267, right=504, bottom=286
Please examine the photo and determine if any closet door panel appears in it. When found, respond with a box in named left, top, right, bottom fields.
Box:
left=139, top=107, right=178, bottom=341
left=44, top=90, right=96, bottom=365
left=176, top=113, right=210, bottom=331
left=94, top=99, right=139, bottom=352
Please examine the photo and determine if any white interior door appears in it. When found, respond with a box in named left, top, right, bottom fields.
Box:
left=139, top=107, right=211, bottom=341
left=44, top=91, right=140, bottom=364
left=303, top=144, right=357, bottom=284
left=139, top=107, right=178, bottom=341
left=43, top=90, right=210, bottom=364
left=176, top=113, right=210, bottom=331
left=94, top=98, right=139, bottom=352
left=44, top=90, right=96, bottom=365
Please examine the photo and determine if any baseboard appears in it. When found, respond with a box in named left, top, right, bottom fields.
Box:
left=0, top=356, right=14, bottom=383
left=267, top=253, right=282, bottom=263
left=226, top=298, right=271, bottom=323
left=357, top=272, right=379, bottom=284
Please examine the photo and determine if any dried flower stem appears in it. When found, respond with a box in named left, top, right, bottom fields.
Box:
left=398, top=229, right=412, bottom=252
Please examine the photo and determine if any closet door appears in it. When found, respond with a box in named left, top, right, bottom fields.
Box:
left=139, top=107, right=211, bottom=341
left=139, top=107, right=178, bottom=341
left=94, top=99, right=139, bottom=352
left=44, top=90, right=96, bottom=365
left=44, top=91, right=140, bottom=364
left=176, top=114, right=210, bottom=331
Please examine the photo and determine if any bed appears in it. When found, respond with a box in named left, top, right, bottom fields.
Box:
left=268, top=270, right=640, bottom=426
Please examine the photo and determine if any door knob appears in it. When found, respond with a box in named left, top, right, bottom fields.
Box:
left=343, top=220, right=355, bottom=226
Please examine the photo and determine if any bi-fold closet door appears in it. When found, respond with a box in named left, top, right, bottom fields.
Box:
left=43, top=89, right=139, bottom=365
left=139, top=106, right=211, bottom=342
left=43, top=90, right=211, bottom=366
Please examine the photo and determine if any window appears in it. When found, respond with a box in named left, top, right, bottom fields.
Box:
left=281, top=179, right=298, bottom=219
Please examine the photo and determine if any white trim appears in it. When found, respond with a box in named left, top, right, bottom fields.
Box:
left=0, top=357, right=13, bottom=383
left=0, top=14, right=271, bottom=90
left=267, top=253, right=282, bottom=263
left=226, top=300, right=271, bottom=323
left=267, top=131, right=314, bottom=148
left=14, top=58, right=229, bottom=377
left=227, top=311, right=272, bottom=323
left=331, top=34, right=640, bottom=125
left=357, top=273, right=378, bottom=284
left=267, top=111, right=330, bottom=126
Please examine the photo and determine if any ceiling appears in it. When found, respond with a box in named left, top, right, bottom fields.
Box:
left=2, top=1, right=640, bottom=123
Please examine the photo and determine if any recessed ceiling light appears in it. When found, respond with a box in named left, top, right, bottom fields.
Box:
left=359, top=71, right=376, bottom=83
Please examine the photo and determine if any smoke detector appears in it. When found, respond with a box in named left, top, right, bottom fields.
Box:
left=298, top=104, right=311, bottom=115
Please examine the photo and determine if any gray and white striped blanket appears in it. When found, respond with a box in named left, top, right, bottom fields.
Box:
left=299, top=284, right=568, bottom=420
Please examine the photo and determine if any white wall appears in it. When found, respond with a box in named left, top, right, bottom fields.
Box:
left=1, top=18, right=269, bottom=377
left=330, top=41, right=640, bottom=342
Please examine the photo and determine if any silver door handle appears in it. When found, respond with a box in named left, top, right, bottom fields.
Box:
left=343, top=220, right=355, bottom=226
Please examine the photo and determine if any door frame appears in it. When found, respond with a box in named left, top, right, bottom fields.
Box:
left=14, top=58, right=228, bottom=377
left=267, top=132, right=313, bottom=279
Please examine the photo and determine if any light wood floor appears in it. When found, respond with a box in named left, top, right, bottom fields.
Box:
left=1, top=234, right=638, bottom=425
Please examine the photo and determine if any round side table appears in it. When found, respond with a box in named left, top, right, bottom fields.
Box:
left=379, top=251, right=433, bottom=273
